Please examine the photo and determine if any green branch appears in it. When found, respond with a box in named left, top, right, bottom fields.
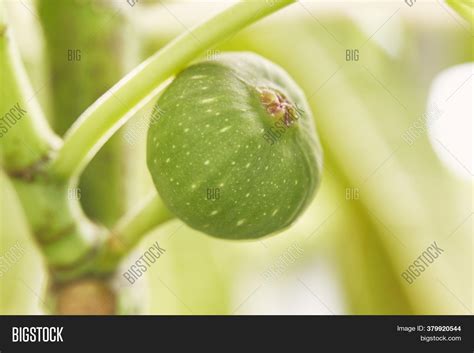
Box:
left=47, top=0, right=295, bottom=181
left=38, top=0, right=131, bottom=227
left=93, top=193, right=174, bottom=273
left=0, top=5, right=60, bottom=173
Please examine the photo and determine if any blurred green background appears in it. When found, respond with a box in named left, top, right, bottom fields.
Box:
left=0, top=0, right=472, bottom=314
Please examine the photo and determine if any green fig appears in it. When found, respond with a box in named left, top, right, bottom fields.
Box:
left=147, top=52, right=322, bottom=239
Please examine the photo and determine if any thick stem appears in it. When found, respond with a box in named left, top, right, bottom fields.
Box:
left=47, top=0, right=295, bottom=181
left=93, top=193, right=173, bottom=273
left=0, top=6, right=60, bottom=173
left=38, top=0, right=130, bottom=226
left=0, top=3, right=98, bottom=276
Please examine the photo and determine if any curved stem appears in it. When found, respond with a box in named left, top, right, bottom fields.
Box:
left=47, top=0, right=295, bottom=181
left=94, top=193, right=174, bottom=272
left=0, top=5, right=60, bottom=173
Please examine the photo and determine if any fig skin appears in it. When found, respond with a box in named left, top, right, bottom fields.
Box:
left=147, top=52, right=322, bottom=240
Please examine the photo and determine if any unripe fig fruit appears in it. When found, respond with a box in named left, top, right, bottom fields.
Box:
left=147, top=52, right=322, bottom=239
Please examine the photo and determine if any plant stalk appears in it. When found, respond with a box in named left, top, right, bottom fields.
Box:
left=93, top=193, right=174, bottom=273
left=37, top=0, right=130, bottom=227
left=0, top=8, right=60, bottom=174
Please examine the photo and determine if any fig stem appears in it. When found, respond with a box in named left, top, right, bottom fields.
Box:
left=93, top=193, right=174, bottom=272
left=0, top=5, right=60, bottom=174
left=46, top=0, right=295, bottom=181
